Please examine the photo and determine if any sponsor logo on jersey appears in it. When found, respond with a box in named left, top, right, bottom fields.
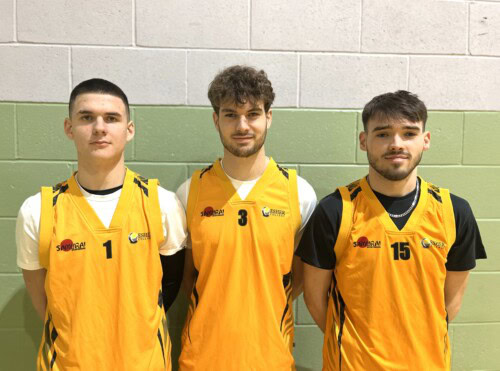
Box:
left=353, top=236, right=381, bottom=248
left=129, top=232, right=151, bottom=244
left=421, top=237, right=446, bottom=249
left=261, top=206, right=286, bottom=218
left=201, top=206, right=224, bottom=217
left=56, top=239, right=86, bottom=252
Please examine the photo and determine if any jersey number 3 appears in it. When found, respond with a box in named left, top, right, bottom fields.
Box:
left=238, top=209, right=248, bottom=226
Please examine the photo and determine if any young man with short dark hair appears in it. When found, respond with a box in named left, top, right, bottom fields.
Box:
left=177, top=65, right=317, bottom=370
left=16, top=78, right=187, bottom=370
left=297, top=90, right=486, bottom=370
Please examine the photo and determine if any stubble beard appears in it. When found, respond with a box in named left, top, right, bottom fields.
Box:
left=220, top=127, right=267, bottom=158
left=367, top=150, right=423, bottom=181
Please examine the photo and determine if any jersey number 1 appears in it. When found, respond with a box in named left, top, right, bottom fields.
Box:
left=103, top=240, right=112, bottom=259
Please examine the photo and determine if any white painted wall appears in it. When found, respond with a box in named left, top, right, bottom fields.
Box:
left=0, top=0, right=499, bottom=109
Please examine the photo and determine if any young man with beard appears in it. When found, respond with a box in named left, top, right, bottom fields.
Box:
left=16, top=78, right=187, bottom=370
left=296, top=90, right=486, bottom=370
left=176, top=65, right=317, bottom=370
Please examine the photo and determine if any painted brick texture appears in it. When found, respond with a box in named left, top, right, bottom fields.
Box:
left=0, top=105, right=496, bottom=370
left=1, top=0, right=499, bottom=369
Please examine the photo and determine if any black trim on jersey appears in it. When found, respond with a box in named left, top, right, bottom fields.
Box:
left=158, top=290, right=163, bottom=308
left=428, top=188, right=442, bottom=203
left=276, top=163, right=289, bottom=179
left=51, top=327, right=58, bottom=344
left=280, top=272, right=292, bottom=332
left=157, top=329, right=166, bottom=365
left=296, top=181, right=486, bottom=272
left=52, top=183, right=69, bottom=206
left=337, top=292, right=346, bottom=370
left=133, top=177, right=149, bottom=197
left=138, top=175, right=149, bottom=185
left=350, top=187, right=362, bottom=201
left=50, top=350, right=57, bottom=369
left=80, top=184, right=123, bottom=195
left=199, top=165, right=213, bottom=178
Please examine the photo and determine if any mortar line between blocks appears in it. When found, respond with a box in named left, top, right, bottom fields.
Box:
left=466, top=2, right=471, bottom=55
left=248, top=0, right=252, bottom=49
left=68, top=47, right=73, bottom=92
left=296, top=54, right=301, bottom=108
left=13, top=0, right=17, bottom=42
left=132, top=0, right=137, bottom=46
left=359, top=0, right=363, bottom=52
left=14, top=104, right=18, bottom=159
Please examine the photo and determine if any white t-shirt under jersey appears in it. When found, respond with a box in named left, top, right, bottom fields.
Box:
left=16, top=184, right=188, bottom=271
left=176, top=165, right=317, bottom=248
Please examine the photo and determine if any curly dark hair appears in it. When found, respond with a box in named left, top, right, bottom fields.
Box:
left=207, top=65, right=275, bottom=113
left=362, top=90, right=427, bottom=130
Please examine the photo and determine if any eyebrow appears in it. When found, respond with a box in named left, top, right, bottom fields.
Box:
left=220, top=107, right=263, bottom=113
left=77, top=110, right=122, bottom=117
left=372, top=124, right=421, bottom=132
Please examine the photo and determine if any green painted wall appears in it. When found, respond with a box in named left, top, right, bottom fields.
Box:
left=0, top=103, right=498, bottom=370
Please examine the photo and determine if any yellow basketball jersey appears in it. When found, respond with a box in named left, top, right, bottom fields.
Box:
left=323, top=177, right=456, bottom=371
left=179, top=158, right=301, bottom=371
left=37, top=169, right=171, bottom=371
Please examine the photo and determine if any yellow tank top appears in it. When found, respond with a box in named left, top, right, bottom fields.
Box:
left=37, top=169, right=171, bottom=371
left=323, top=177, right=456, bottom=371
left=179, top=158, right=301, bottom=371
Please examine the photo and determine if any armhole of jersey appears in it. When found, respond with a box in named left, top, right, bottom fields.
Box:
left=148, top=179, right=165, bottom=248
left=288, top=169, right=301, bottom=232
left=441, top=188, right=456, bottom=249
left=333, top=186, right=354, bottom=268
left=186, top=171, right=201, bottom=231
left=39, top=187, right=54, bottom=269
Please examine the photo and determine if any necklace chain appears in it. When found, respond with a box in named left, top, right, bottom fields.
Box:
left=388, top=180, right=420, bottom=218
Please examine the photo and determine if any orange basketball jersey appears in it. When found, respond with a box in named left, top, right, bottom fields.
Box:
left=37, top=169, right=171, bottom=371
left=179, top=159, right=301, bottom=370
left=323, top=177, right=456, bottom=371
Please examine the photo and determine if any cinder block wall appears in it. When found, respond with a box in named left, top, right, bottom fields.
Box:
left=0, top=1, right=498, bottom=370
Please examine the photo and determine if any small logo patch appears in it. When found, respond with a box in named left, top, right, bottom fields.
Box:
left=353, top=236, right=381, bottom=248
left=201, top=206, right=224, bottom=217
left=421, top=238, right=446, bottom=249
left=262, top=206, right=270, bottom=217
left=129, top=232, right=139, bottom=244
left=56, top=239, right=86, bottom=252
left=129, top=232, right=151, bottom=243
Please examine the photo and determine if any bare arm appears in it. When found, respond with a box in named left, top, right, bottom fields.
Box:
left=22, top=268, right=47, bottom=320
left=181, top=241, right=196, bottom=298
left=444, top=270, right=470, bottom=322
left=291, top=255, right=304, bottom=300
left=303, top=262, right=333, bottom=333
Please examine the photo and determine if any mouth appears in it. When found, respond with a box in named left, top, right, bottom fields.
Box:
left=232, top=135, right=254, bottom=142
left=91, top=140, right=110, bottom=146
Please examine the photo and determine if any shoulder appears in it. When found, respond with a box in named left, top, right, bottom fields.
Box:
left=297, top=175, right=317, bottom=205
left=158, top=185, right=185, bottom=213
left=450, top=193, right=473, bottom=216
left=175, top=178, right=192, bottom=211
left=18, top=192, right=42, bottom=221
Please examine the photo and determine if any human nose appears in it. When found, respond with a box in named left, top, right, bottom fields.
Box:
left=388, top=134, right=404, bottom=151
left=93, top=116, right=107, bottom=134
left=235, top=115, right=250, bottom=131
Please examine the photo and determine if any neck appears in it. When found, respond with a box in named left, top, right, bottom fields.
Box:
left=221, top=148, right=268, bottom=181
left=76, top=156, right=127, bottom=190
left=367, top=168, right=418, bottom=197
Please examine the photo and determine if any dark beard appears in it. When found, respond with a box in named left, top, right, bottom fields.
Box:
left=220, top=127, right=267, bottom=158
left=367, top=150, right=423, bottom=181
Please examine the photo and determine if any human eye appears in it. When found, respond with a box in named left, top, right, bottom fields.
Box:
left=404, top=131, right=418, bottom=137
left=80, top=115, right=93, bottom=122
left=224, top=113, right=236, bottom=118
left=106, top=115, right=118, bottom=123
left=376, top=132, right=388, bottom=138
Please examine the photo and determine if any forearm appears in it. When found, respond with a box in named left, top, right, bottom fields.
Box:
left=22, top=269, right=47, bottom=320
left=160, top=249, right=185, bottom=312
left=291, top=256, right=304, bottom=300
left=304, top=292, right=328, bottom=332
left=444, top=270, right=470, bottom=322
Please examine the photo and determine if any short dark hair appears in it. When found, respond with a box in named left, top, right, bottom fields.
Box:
left=207, top=65, right=275, bottom=113
left=69, top=78, right=130, bottom=119
left=362, top=90, right=427, bottom=130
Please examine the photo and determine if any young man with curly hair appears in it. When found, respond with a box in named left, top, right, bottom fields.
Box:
left=176, top=65, right=317, bottom=370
